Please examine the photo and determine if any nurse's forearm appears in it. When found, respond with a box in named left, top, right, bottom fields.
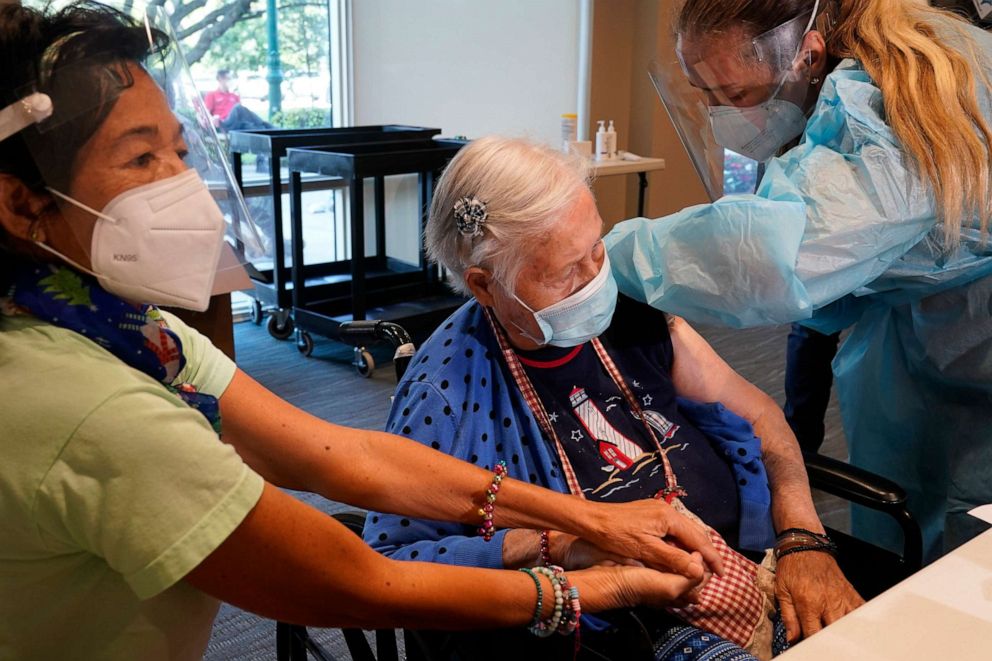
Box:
left=186, top=483, right=670, bottom=630
left=222, top=369, right=599, bottom=531
left=220, top=369, right=722, bottom=577
left=311, top=423, right=720, bottom=576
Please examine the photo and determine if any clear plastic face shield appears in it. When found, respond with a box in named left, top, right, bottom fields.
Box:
left=0, top=3, right=265, bottom=311
left=649, top=1, right=834, bottom=199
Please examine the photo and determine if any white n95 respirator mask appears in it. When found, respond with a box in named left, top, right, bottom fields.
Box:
left=707, top=97, right=809, bottom=163
left=40, top=168, right=226, bottom=311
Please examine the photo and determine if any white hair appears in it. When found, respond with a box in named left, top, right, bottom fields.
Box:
left=426, top=136, right=592, bottom=296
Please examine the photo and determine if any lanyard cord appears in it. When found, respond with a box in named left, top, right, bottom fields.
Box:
left=483, top=307, right=685, bottom=501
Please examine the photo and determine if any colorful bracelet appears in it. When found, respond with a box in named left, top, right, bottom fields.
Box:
left=522, top=565, right=581, bottom=639
left=552, top=567, right=581, bottom=636
left=530, top=566, right=565, bottom=637
left=478, top=461, right=507, bottom=542
left=518, top=567, right=544, bottom=629
left=539, top=530, right=552, bottom=567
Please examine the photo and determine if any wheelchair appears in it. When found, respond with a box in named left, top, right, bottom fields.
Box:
left=275, top=321, right=924, bottom=661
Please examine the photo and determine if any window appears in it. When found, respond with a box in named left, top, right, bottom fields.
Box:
left=26, top=1, right=353, bottom=318
left=186, top=0, right=338, bottom=131
left=170, top=1, right=353, bottom=317
left=723, top=150, right=759, bottom=196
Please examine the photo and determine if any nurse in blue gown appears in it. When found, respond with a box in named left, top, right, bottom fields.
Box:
left=606, top=0, right=992, bottom=561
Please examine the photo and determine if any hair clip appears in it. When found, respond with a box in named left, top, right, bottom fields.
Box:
left=453, top=196, right=488, bottom=238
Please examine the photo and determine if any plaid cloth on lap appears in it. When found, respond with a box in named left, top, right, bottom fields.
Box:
left=666, top=503, right=765, bottom=648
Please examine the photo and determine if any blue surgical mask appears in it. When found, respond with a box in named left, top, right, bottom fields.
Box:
left=510, top=251, right=619, bottom=347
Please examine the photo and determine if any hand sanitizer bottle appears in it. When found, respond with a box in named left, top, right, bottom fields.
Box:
left=606, top=120, right=618, bottom=160
left=595, top=120, right=607, bottom=161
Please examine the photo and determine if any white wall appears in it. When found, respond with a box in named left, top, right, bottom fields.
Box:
left=353, top=0, right=580, bottom=144
left=351, top=1, right=581, bottom=264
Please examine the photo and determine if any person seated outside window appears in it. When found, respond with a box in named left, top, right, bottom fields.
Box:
left=363, top=137, right=863, bottom=660
left=203, top=68, right=273, bottom=133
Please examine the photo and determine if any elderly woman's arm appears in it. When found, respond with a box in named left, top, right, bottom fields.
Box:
left=666, top=316, right=822, bottom=534
left=666, top=315, right=863, bottom=641
left=218, top=369, right=721, bottom=579
left=184, top=482, right=702, bottom=629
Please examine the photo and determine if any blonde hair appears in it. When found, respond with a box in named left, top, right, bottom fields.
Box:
left=426, top=136, right=591, bottom=296
left=677, top=0, right=992, bottom=247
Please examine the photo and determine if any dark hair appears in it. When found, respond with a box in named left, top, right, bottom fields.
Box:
left=217, top=68, right=231, bottom=78
left=0, top=1, right=169, bottom=192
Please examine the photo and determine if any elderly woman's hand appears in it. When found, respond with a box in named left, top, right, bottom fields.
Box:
left=775, top=552, right=864, bottom=642
left=572, top=556, right=710, bottom=613
left=550, top=531, right=643, bottom=570
left=583, top=498, right=724, bottom=579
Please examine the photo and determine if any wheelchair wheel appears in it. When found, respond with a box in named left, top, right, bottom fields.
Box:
left=354, top=349, right=375, bottom=378
left=249, top=299, right=264, bottom=325
left=267, top=314, right=295, bottom=340
left=296, top=331, right=314, bottom=357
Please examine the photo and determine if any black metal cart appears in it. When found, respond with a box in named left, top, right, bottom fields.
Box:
left=285, top=139, right=468, bottom=373
left=228, top=125, right=441, bottom=339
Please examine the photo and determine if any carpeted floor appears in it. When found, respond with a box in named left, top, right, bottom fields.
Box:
left=203, top=316, right=850, bottom=660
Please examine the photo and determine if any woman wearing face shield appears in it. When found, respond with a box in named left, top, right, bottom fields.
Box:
left=0, top=4, right=729, bottom=659
left=362, top=136, right=863, bottom=657
left=607, top=0, right=992, bottom=565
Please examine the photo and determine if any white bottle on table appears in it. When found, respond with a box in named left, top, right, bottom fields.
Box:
left=606, top=120, right=617, bottom=160
left=595, top=120, right=607, bottom=161
left=560, top=113, right=577, bottom=154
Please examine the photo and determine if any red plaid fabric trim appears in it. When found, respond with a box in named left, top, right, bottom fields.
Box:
left=484, top=308, right=584, bottom=494
left=667, top=503, right=764, bottom=647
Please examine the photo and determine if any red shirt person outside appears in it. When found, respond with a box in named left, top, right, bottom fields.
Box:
left=203, top=69, right=272, bottom=132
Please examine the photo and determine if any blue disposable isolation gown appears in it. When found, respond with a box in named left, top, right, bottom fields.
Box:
left=605, top=24, right=992, bottom=562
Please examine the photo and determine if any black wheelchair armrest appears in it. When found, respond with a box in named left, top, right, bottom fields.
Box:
left=803, top=451, right=906, bottom=510
left=803, top=451, right=923, bottom=571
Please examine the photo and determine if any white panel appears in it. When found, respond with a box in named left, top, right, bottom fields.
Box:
left=352, top=0, right=580, bottom=145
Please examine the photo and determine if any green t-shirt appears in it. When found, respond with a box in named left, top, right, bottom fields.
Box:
left=0, top=310, right=264, bottom=660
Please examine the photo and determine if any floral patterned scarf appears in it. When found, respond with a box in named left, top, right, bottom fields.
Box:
left=2, top=262, right=221, bottom=433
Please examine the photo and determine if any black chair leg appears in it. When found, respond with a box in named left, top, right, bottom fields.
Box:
left=276, top=622, right=307, bottom=661
left=341, top=628, right=377, bottom=661
left=374, top=629, right=399, bottom=661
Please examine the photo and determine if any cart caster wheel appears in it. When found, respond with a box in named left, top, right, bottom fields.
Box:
left=267, top=314, right=295, bottom=340
left=249, top=299, right=264, bottom=325
left=354, top=349, right=375, bottom=378
left=296, top=332, right=314, bottom=357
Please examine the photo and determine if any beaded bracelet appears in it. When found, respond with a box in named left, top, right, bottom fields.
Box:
left=552, top=567, right=581, bottom=636
left=478, top=461, right=507, bottom=541
left=518, top=567, right=544, bottom=629
left=539, top=530, right=552, bottom=567
left=530, top=566, right=565, bottom=637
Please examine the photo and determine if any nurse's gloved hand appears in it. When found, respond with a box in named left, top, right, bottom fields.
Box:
left=775, top=552, right=864, bottom=642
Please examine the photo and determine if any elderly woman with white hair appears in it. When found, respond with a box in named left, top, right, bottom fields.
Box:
left=364, top=136, right=862, bottom=659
